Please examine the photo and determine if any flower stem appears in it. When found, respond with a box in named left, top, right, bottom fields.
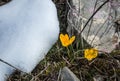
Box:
left=66, top=47, right=70, bottom=58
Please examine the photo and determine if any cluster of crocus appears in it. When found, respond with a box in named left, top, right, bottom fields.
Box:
left=59, top=33, right=98, bottom=61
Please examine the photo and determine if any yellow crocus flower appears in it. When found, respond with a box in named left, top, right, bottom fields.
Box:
left=84, top=48, right=98, bottom=61
left=60, top=34, right=75, bottom=47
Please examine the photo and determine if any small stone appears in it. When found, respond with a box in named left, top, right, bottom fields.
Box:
left=61, top=67, right=80, bottom=81
left=93, top=75, right=104, bottom=81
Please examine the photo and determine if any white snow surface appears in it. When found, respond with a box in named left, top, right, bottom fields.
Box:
left=0, top=0, right=59, bottom=80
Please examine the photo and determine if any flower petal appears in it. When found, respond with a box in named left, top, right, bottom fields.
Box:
left=69, top=36, right=75, bottom=44
left=60, top=34, right=69, bottom=47
left=64, top=34, right=69, bottom=41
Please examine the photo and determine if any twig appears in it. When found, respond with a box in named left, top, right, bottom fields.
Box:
left=0, top=59, right=28, bottom=74
left=57, top=68, right=62, bottom=81
left=30, top=63, right=50, bottom=81
left=80, top=0, right=110, bottom=34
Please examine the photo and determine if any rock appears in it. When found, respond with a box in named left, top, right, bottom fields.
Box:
left=61, top=67, right=80, bottom=81
left=67, top=0, right=120, bottom=53
left=93, top=75, right=104, bottom=81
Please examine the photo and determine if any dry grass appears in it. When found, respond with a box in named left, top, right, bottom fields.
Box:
left=0, top=0, right=120, bottom=81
